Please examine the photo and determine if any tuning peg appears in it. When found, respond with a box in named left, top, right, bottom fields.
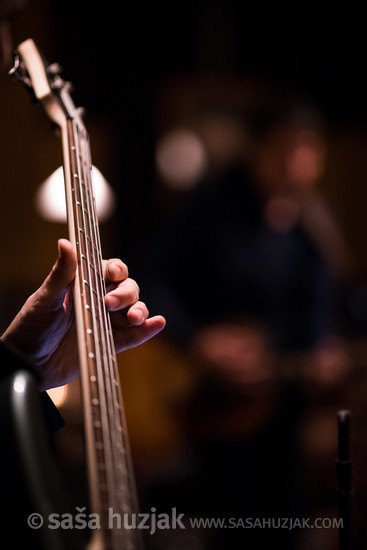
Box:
left=8, top=52, right=31, bottom=86
left=76, top=106, right=86, bottom=118
left=52, top=76, right=75, bottom=94
left=48, top=62, right=63, bottom=75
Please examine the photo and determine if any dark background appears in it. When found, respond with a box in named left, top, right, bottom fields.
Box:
left=50, top=0, right=367, bottom=125
left=47, top=0, right=367, bottom=264
left=2, top=3, right=367, bottom=549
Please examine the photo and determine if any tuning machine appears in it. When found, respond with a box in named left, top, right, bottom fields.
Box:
left=9, top=51, right=31, bottom=86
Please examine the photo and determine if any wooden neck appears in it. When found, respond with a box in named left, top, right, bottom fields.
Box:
left=63, top=116, right=142, bottom=550
left=11, top=38, right=143, bottom=550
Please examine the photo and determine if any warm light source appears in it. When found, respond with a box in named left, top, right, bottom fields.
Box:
left=155, top=129, right=208, bottom=190
left=35, top=166, right=116, bottom=222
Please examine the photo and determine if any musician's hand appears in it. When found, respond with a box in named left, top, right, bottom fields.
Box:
left=103, top=253, right=166, bottom=352
left=0, top=239, right=165, bottom=391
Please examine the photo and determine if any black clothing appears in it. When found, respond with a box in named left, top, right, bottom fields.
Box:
left=137, top=165, right=340, bottom=352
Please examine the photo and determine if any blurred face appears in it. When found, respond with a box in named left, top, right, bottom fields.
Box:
left=250, top=125, right=326, bottom=197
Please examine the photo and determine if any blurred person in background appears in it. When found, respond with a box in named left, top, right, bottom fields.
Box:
left=133, top=88, right=358, bottom=549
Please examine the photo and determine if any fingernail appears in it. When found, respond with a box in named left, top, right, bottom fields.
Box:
left=105, top=294, right=120, bottom=310
left=134, top=310, right=145, bottom=324
left=110, top=263, right=123, bottom=280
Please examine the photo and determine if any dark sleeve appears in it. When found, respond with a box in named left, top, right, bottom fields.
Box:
left=39, top=391, right=65, bottom=435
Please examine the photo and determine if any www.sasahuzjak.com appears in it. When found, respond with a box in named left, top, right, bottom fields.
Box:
left=26, top=508, right=343, bottom=535
left=190, top=516, right=343, bottom=531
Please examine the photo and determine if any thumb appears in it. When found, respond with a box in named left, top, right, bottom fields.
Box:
left=42, top=239, right=77, bottom=303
